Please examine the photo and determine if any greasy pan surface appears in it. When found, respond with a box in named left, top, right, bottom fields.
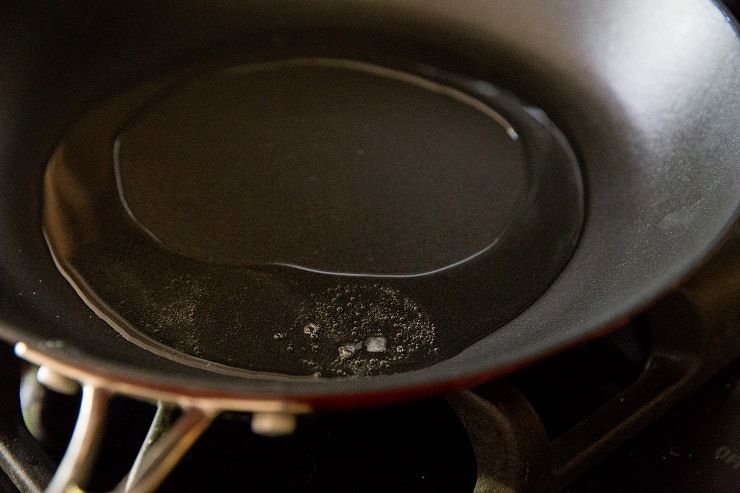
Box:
left=1, top=0, right=739, bottom=406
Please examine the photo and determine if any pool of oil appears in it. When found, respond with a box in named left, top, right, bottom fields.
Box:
left=43, top=58, right=583, bottom=378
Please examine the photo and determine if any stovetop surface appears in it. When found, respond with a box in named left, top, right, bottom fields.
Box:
left=1, top=334, right=738, bottom=493
left=569, top=359, right=739, bottom=493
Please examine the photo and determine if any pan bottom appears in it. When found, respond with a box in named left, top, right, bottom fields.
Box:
left=43, top=58, right=583, bottom=378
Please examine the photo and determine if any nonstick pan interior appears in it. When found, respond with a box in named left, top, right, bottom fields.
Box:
left=42, top=58, right=583, bottom=379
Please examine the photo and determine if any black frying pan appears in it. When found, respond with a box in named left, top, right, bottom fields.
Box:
left=1, top=0, right=738, bottom=408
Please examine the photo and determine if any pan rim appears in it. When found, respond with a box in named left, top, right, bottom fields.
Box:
left=1, top=0, right=738, bottom=407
